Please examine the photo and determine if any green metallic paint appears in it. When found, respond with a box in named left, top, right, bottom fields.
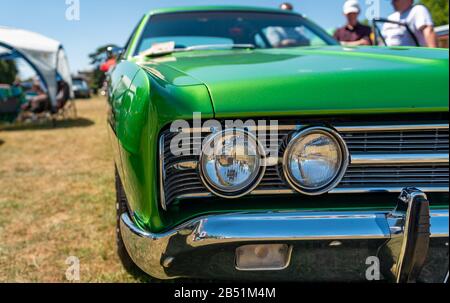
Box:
left=144, top=46, right=448, bottom=118
left=107, top=61, right=140, bottom=170
left=110, top=57, right=215, bottom=231
left=109, top=7, right=449, bottom=233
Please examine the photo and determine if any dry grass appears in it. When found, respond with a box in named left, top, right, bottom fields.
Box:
left=0, top=97, right=143, bottom=282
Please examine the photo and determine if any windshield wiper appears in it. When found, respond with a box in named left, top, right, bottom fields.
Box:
left=141, top=43, right=255, bottom=57
left=183, top=44, right=256, bottom=51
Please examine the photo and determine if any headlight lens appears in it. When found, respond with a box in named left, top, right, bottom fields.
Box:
left=200, top=129, right=265, bottom=197
left=283, top=127, right=348, bottom=195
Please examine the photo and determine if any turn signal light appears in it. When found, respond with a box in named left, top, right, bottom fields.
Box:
left=235, top=244, right=291, bottom=271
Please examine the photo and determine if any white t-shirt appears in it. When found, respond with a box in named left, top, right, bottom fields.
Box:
left=265, top=26, right=310, bottom=47
left=382, top=5, right=434, bottom=47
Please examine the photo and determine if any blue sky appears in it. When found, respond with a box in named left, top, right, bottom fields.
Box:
left=0, top=0, right=394, bottom=72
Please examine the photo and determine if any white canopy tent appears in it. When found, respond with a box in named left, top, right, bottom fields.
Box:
left=0, top=26, right=73, bottom=107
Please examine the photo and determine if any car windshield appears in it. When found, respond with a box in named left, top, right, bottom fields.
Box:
left=135, top=11, right=337, bottom=55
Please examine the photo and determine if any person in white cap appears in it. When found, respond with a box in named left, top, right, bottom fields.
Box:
left=381, top=0, right=437, bottom=47
left=334, top=0, right=372, bottom=46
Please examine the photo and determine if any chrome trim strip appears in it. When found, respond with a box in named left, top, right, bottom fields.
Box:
left=351, top=153, right=449, bottom=165
left=255, top=187, right=450, bottom=195
left=159, top=135, right=167, bottom=211
left=173, top=123, right=449, bottom=134
left=170, top=151, right=449, bottom=170
left=170, top=161, right=198, bottom=171
left=174, top=187, right=449, bottom=200
left=336, top=124, right=449, bottom=132
left=430, top=210, right=450, bottom=238
left=330, top=187, right=450, bottom=194
left=259, top=187, right=450, bottom=195
left=120, top=208, right=449, bottom=280
left=177, top=192, right=212, bottom=199
left=178, top=124, right=300, bottom=134
left=171, top=158, right=280, bottom=172
left=251, top=189, right=294, bottom=195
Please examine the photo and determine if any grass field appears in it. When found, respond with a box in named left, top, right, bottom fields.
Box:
left=0, top=97, right=144, bottom=282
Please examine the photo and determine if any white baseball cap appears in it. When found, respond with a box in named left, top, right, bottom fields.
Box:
left=343, top=0, right=361, bottom=15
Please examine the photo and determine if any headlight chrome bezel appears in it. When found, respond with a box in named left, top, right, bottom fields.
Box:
left=199, top=129, right=266, bottom=199
left=282, top=126, right=349, bottom=196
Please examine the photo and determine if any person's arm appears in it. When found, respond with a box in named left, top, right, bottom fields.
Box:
left=341, top=38, right=371, bottom=46
left=414, top=5, right=437, bottom=48
left=422, top=25, right=438, bottom=48
left=333, top=28, right=350, bottom=44
left=33, top=93, right=48, bottom=102
left=339, top=26, right=373, bottom=46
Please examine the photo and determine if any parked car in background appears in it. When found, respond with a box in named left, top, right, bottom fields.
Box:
left=108, top=6, right=449, bottom=282
left=72, top=77, right=91, bottom=99
left=436, top=24, right=449, bottom=48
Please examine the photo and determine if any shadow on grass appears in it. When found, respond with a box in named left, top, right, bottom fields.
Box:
left=0, top=139, right=4, bottom=146
left=127, top=268, right=160, bottom=283
left=124, top=265, right=208, bottom=283
left=0, top=118, right=95, bottom=132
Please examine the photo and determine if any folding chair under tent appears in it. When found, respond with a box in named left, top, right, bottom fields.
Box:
left=0, top=26, right=74, bottom=110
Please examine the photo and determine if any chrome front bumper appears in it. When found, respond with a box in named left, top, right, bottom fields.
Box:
left=120, top=193, right=449, bottom=282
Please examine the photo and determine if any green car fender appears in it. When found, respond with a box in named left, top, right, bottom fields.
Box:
left=111, top=62, right=215, bottom=232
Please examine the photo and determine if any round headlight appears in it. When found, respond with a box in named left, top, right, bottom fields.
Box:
left=199, top=129, right=266, bottom=198
left=283, top=127, right=349, bottom=195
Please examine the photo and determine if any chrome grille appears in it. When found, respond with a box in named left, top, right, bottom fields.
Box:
left=340, top=165, right=449, bottom=186
left=341, top=129, right=449, bottom=153
left=160, top=122, right=449, bottom=209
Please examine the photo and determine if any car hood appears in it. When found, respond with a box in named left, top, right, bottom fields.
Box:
left=143, top=46, right=449, bottom=118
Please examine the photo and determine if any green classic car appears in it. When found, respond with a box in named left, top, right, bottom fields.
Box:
left=108, top=6, right=449, bottom=282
